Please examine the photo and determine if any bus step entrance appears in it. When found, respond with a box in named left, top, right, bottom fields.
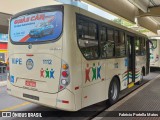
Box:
left=128, top=82, right=134, bottom=88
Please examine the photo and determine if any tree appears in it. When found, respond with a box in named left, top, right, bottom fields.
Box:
left=112, top=18, right=134, bottom=27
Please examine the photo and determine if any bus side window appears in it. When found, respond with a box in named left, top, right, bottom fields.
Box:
left=135, top=37, right=140, bottom=56
left=78, top=20, right=83, bottom=38
left=107, top=29, right=115, bottom=58
left=140, top=38, right=146, bottom=55
left=77, top=19, right=99, bottom=60
left=152, top=39, right=157, bottom=49
left=115, top=31, right=126, bottom=57
left=100, top=27, right=107, bottom=58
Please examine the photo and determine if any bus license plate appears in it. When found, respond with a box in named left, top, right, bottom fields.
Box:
left=25, top=81, right=36, bottom=87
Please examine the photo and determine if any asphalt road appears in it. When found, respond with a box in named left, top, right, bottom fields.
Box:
left=0, top=72, right=159, bottom=120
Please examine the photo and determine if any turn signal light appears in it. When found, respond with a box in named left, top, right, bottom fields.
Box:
left=62, top=64, right=68, bottom=69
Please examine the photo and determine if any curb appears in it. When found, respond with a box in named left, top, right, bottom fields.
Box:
left=0, top=81, right=7, bottom=87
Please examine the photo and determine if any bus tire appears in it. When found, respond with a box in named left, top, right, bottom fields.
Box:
left=108, top=77, right=120, bottom=105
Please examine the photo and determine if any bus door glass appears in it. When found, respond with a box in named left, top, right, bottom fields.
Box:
left=146, top=39, right=150, bottom=74
left=127, top=35, right=135, bottom=84
left=149, top=39, right=157, bottom=66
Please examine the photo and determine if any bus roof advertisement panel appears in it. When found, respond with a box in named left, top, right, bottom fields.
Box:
left=10, top=11, right=63, bottom=43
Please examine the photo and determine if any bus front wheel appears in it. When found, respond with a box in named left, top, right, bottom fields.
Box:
left=108, top=77, right=120, bottom=105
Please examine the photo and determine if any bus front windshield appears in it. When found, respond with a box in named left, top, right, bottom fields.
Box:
left=10, top=10, right=63, bottom=43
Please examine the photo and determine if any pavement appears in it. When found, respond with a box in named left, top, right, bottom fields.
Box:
left=93, top=72, right=160, bottom=120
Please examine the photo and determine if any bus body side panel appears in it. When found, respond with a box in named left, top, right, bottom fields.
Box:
left=57, top=89, right=75, bottom=111
left=81, top=58, right=128, bottom=108
left=118, top=58, right=129, bottom=91
left=135, top=56, right=146, bottom=83
left=78, top=8, right=106, bottom=108
left=79, top=9, right=128, bottom=108
left=105, top=58, right=128, bottom=91
left=56, top=5, right=82, bottom=111
left=150, top=40, right=159, bottom=67
left=135, top=38, right=147, bottom=83
left=81, top=59, right=106, bottom=108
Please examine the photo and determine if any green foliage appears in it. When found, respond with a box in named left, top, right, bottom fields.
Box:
left=112, top=18, right=122, bottom=24
left=112, top=18, right=134, bottom=27
left=138, top=29, right=150, bottom=33
left=112, top=18, right=150, bottom=34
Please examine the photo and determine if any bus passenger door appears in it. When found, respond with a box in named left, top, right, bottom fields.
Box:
left=146, top=39, right=150, bottom=74
left=127, top=36, right=135, bottom=85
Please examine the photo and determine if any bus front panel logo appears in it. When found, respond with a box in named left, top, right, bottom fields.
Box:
left=26, top=59, right=34, bottom=70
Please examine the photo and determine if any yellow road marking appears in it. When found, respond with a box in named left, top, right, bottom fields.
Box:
left=0, top=102, right=30, bottom=111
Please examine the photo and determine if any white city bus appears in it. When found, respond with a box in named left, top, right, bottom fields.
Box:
left=7, top=4, right=149, bottom=111
left=149, top=38, right=160, bottom=69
